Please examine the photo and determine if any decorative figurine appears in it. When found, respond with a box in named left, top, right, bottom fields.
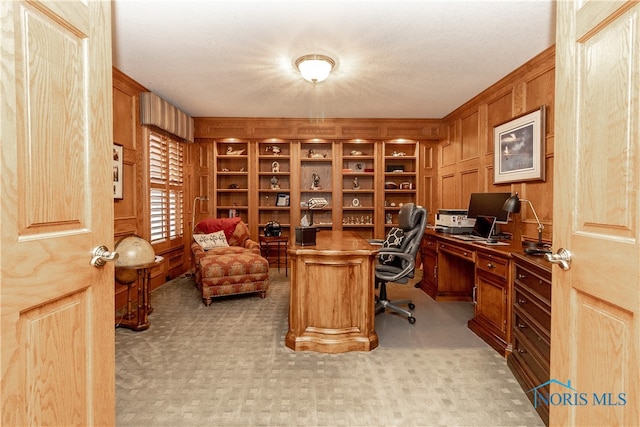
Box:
left=307, top=149, right=326, bottom=159
left=226, top=146, right=246, bottom=155
left=352, top=176, right=360, bottom=190
left=271, top=161, right=280, bottom=173
left=265, top=145, right=281, bottom=155
left=270, top=176, right=280, bottom=189
left=386, top=213, right=393, bottom=224
left=311, top=172, right=321, bottom=190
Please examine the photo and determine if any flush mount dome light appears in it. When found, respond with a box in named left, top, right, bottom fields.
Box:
left=295, top=54, right=335, bottom=83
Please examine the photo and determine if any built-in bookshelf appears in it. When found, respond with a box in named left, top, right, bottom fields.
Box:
left=383, top=140, right=418, bottom=230
left=341, top=141, right=377, bottom=238
left=211, top=139, right=419, bottom=238
left=214, top=140, right=249, bottom=222
left=299, top=140, right=334, bottom=229
left=257, top=140, right=291, bottom=235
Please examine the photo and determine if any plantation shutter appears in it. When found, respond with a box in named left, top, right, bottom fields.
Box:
left=149, top=131, right=183, bottom=243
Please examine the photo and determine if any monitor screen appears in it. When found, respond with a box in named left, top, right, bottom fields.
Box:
left=467, top=192, right=511, bottom=224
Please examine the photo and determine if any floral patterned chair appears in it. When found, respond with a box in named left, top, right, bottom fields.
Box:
left=191, top=217, right=269, bottom=306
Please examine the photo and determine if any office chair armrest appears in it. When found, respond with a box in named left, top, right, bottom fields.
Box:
left=376, top=247, right=404, bottom=256
left=376, top=251, right=416, bottom=283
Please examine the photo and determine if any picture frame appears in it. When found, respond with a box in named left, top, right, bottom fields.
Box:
left=113, top=143, right=123, bottom=199
left=493, top=105, right=546, bottom=184
left=276, top=193, right=290, bottom=207
left=399, top=182, right=413, bottom=190
left=347, top=161, right=365, bottom=172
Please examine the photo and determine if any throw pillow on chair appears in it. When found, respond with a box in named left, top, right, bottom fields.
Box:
left=379, top=227, right=404, bottom=265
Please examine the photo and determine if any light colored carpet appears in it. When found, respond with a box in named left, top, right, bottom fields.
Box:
left=115, top=269, right=544, bottom=427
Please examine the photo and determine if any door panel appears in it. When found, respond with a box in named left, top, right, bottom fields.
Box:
left=552, top=1, right=639, bottom=426
left=1, top=1, right=114, bottom=425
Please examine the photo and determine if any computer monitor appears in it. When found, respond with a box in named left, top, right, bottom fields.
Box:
left=466, top=192, right=511, bottom=224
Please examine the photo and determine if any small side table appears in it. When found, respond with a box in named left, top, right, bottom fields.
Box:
left=116, top=255, right=163, bottom=331
left=259, top=235, right=288, bottom=276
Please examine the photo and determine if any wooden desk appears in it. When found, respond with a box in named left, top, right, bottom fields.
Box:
left=286, top=231, right=379, bottom=353
left=420, top=230, right=521, bottom=355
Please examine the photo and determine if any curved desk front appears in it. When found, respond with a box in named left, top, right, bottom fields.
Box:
left=286, top=231, right=379, bottom=353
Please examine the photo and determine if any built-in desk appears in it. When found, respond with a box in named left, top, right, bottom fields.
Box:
left=286, top=230, right=379, bottom=353
left=420, top=229, right=521, bottom=356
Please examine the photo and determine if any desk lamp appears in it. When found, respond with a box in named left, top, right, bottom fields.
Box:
left=306, top=197, right=328, bottom=226
left=503, top=192, right=545, bottom=248
left=295, top=197, right=328, bottom=246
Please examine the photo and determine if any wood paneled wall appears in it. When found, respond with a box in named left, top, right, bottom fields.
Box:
left=111, top=44, right=557, bottom=305
left=439, top=46, right=556, bottom=244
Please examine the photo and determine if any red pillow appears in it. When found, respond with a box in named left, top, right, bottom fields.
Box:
left=194, top=217, right=241, bottom=240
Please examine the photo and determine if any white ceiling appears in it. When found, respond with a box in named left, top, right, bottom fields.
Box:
left=111, top=0, right=556, bottom=119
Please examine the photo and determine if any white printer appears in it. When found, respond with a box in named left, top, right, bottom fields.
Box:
left=435, top=209, right=475, bottom=233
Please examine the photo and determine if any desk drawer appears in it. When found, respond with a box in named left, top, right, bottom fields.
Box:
left=512, top=331, right=550, bottom=382
left=515, top=263, right=551, bottom=303
left=439, top=242, right=475, bottom=262
left=514, top=287, right=551, bottom=332
left=476, top=252, right=508, bottom=280
left=514, top=308, right=550, bottom=362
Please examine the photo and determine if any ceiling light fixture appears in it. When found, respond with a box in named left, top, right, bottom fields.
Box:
left=295, top=54, right=335, bottom=83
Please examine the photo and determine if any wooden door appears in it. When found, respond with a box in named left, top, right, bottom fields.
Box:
left=1, top=1, right=115, bottom=425
left=552, top=1, right=639, bottom=425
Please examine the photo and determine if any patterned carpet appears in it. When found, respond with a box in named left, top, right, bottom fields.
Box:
left=115, top=269, right=544, bottom=427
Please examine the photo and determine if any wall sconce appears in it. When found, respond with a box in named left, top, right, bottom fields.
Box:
left=192, top=196, right=209, bottom=230
left=295, top=54, right=335, bottom=83
left=503, top=192, right=545, bottom=248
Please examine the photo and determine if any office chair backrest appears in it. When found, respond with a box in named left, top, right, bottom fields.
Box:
left=397, top=203, right=428, bottom=261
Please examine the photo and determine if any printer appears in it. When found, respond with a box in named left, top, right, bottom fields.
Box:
left=435, top=209, right=475, bottom=234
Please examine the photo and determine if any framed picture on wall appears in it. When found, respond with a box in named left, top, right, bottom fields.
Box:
left=113, top=143, right=123, bottom=199
left=493, top=105, right=546, bottom=184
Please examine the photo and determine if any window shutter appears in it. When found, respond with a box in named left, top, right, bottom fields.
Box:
left=149, top=131, right=183, bottom=243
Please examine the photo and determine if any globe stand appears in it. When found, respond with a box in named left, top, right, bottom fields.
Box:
left=115, top=256, right=163, bottom=331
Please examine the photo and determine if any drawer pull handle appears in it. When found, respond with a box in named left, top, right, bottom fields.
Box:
left=517, top=298, right=527, bottom=305
left=518, top=348, right=527, bottom=354
left=487, top=262, right=495, bottom=269
left=518, top=323, right=527, bottom=329
left=518, top=273, right=526, bottom=280
left=463, top=252, right=468, bottom=256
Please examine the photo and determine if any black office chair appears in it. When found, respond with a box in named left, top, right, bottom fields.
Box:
left=375, top=203, right=427, bottom=324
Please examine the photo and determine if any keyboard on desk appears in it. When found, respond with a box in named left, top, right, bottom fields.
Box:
left=451, top=234, right=486, bottom=242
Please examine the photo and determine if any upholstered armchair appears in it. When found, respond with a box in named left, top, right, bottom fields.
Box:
left=191, top=217, right=269, bottom=306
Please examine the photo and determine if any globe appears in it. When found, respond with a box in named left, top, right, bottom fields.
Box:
left=114, top=235, right=156, bottom=284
